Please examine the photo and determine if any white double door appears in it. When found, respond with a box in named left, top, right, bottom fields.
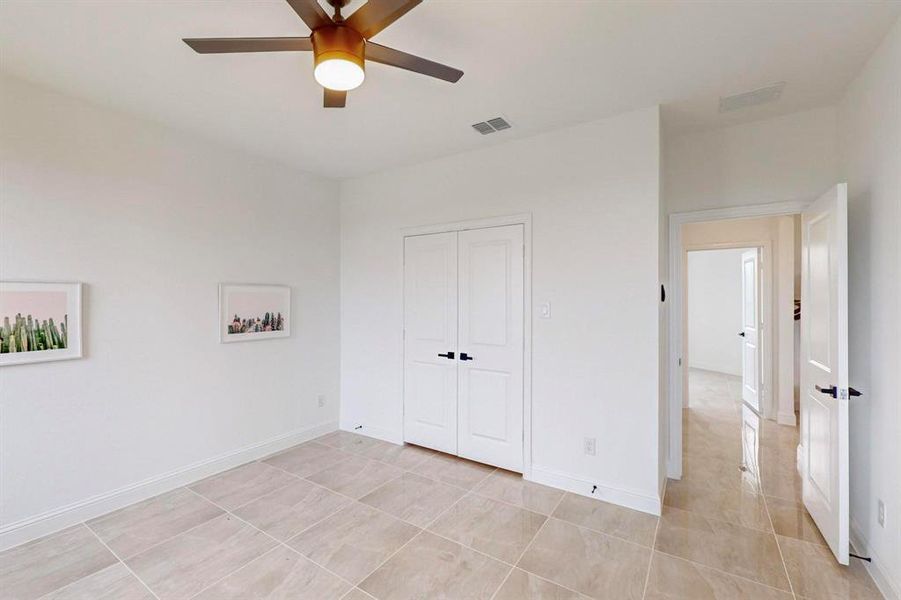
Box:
left=403, top=224, right=524, bottom=472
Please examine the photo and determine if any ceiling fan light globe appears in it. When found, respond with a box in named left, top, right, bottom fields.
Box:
left=314, top=58, right=365, bottom=91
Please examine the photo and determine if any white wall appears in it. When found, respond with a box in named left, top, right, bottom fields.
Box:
left=664, top=106, right=838, bottom=214
left=687, top=249, right=745, bottom=375
left=340, top=107, right=662, bottom=513
left=838, top=17, right=901, bottom=599
left=0, top=76, right=341, bottom=547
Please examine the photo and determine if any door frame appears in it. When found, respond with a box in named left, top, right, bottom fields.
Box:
left=667, top=200, right=808, bottom=478
left=401, top=213, right=533, bottom=477
left=683, top=241, right=771, bottom=416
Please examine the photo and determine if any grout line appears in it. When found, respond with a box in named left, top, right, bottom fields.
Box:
left=182, top=487, right=359, bottom=599
left=80, top=488, right=225, bottom=564
left=81, top=524, right=161, bottom=600
left=495, top=492, right=605, bottom=599
left=347, top=477, right=482, bottom=593
left=641, top=480, right=665, bottom=599
left=652, top=549, right=798, bottom=596
left=762, top=487, right=798, bottom=599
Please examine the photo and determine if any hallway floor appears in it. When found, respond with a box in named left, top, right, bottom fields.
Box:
left=1, top=372, right=883, bottom=599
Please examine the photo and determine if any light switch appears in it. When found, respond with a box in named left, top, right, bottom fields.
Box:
left=539, top=302, right=551, bottom=319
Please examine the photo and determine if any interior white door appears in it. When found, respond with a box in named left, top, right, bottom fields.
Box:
left=800, top=183, right=850, bottom=565
left=457, top=225, right=524, bottom=472
left=740, top=249, right=761, bottom=412
left=403, top=232, right=459, bottom=454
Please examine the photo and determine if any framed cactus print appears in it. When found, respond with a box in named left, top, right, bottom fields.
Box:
left=0, top=281, right=83, bottom=366
left=219, top=284, right=290, bottom=343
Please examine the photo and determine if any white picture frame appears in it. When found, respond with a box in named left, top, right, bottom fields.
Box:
left=219, top=284, right=291, bottom=343
left=0, top=281, right=83, bottom=366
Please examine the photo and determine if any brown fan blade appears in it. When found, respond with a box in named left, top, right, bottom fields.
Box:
left=324, top=88, right=347, bottom=108
left=345, top=0, right=421, bottom=39
left=365, top=42, right=463, bottom=83
left=183, top=37, right=312, bottom=54
left=284, top=0, right=333, bottom=31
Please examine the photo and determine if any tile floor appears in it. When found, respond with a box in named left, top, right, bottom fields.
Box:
left=0, top=370, right=883, bottom=599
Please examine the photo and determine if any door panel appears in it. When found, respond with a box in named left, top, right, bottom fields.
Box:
left=403, top=232, right=458, bottom=454
left=800, top=183, right=849, bottom=565
left=741, top=249, right=761, bottom=411
left=457, top=225, right=524, bottom=472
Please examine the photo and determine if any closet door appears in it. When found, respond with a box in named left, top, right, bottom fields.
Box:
left=457, top=225, right=524, bottom=472
left=403, top=232, right=459, bottom=454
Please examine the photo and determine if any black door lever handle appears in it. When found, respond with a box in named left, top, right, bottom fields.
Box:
left=438, top=352, right=455, bottom=359
left=460, top=352, right=473, bottom=361
left=815, top=384, right=838, bottom=398
left=738, top=332, right=746, bottom=337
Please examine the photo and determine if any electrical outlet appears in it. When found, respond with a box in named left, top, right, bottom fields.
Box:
left=583, top=437, right=596, bottom=456
left=878, top=499, right=885, bottom=527
left=317, top=394, right=326, bottom=408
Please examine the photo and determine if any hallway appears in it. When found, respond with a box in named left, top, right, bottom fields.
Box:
left=662, top=368, right=881, bottom=598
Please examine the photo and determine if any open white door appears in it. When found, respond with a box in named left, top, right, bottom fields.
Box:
left=457, top=225, right=524, bottom=472
left=403, top=232, right=459, bottom=454
left=800, top=183, right=850, bottom=565
left=740, top=249, right=762, bottom=412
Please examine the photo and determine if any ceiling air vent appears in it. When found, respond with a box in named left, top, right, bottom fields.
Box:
left=471, top=117, right=512, bottom=135
left=719, top=82, right=786, bottom=112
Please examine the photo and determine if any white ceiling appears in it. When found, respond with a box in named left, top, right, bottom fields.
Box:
left=1, top=1, right=898, bottom=178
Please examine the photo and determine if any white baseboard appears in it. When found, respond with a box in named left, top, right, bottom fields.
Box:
left=0, top=421, right=338, bottom=552
left=528, top=464, right=661, bottom=516
left=851, top=518, right=900, bottom=600
left=687, top=363, right=741, bottom=377
left=777, top=411, right=797, bottom=426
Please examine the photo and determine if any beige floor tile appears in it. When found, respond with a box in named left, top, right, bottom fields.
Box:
left=777, top=535, right=883, bottom=599
left=765, top=496, right=827, bottom=546
left=189, top=461, right=297, bottom=511
left=359, top=472, right=465, bottom=527
left=263, top=442, right=355, bottom=478
left=306, top=455, right=403, bottom=499
left=358, top=441, right=435, bottom=470
left=316, top=431, right=390, bottom=454
left=663, top=478, right=772, bottom=532
left=428, top=493, right=546, bottom=563
left=517, top=518, right=650, bottom=599
left=233, top=478, right=351, bottom=541
left=411, top=452, right=496, bottom=490
left=644, top=551, right=793, bottom=599
left=473, top=469, right=564, bottom=515
left=194, top=545, right=350, bottom=600
left=681, top=454, right=760, bottom=493
left=359, top=531, right=509, bottom=600
left=552, top=493, right=658, bottom=547
left=40, top=563, right=154, bottom=600
left=0, top=524, right=117, bottom=600
left=287, top=502, right=419, bottom=584
left=760, top=462, right=803, bottom=503
left=654, top=506, right=789, bottom=591
left=87, top=487, right=222, bottom=558
left=125, top=514, right=276, bottom=599
left=494, top=568, right=588, bottom=599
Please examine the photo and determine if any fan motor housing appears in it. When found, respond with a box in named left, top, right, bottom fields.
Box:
left=311, top=26, right=365, bottom=71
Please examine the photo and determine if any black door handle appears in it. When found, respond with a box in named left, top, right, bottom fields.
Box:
left=438, top=352, right=455, bottom=359
left=849, top=387, right=862, bottom=397
left=460, top=352, right=473, bottom=361
left=738, top=332, right=746, bottom=337
left=815, top=384, right=838, bottom=398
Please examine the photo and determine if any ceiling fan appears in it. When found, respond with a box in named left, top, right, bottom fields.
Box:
left=183, top=0, right=463, bottom=108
